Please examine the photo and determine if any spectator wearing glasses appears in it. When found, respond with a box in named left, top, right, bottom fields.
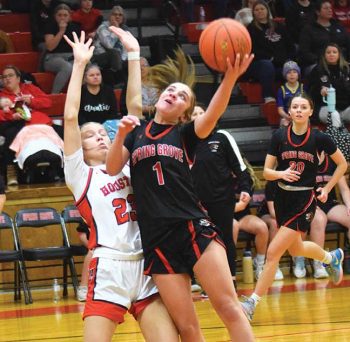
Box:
left=92, top=6, right=131, bottom=86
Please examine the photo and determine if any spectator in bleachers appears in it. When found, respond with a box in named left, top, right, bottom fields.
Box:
left=0, top=30, right=14, bottom=53
left=92, top=5, right=130, bottom=86
left=298, top=0, right=350, bottom=76
left=60, top=0, right=80, bottom=10
left=0, top=65, right=52, bottom=185
left=309, top=43, right=350, bottom=126
left=78, top=63, right=119, bottom=125
left=333, top=0, right=350, bottom=31
left=44, top=3, right=81, bottom=93
left=277, top=60, right=307, bottom=126
left=71, top=0, right=103, bottom=40
left=30, top=0, right=59, bottom=51
left=258, top=181, right=284, bottom=280
left=245, top=0, right=295, bottom=103
left=120, top=57, right=158, bottom=119
left=234, top=0, right=255, bottom=27
left=285, top=0, right=316, bottom=46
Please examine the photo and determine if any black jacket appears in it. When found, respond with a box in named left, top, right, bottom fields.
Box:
left=247, top=21, right=295, bottom=67
left=299, top=19, right=350, bottom=66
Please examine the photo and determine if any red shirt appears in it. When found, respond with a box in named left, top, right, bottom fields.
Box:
left=71, top=8, right=102, bottom=34
left=0, top=83, right=52, bottom=125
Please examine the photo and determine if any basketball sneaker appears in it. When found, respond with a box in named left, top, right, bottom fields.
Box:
left=274, top=266, right=284, bottom=281
left=240, top=295, right=256, bottom=322
left=77, top=286, right=87, bottom=302
left=293, top=256, right=306, bottom=278
left=313, top=260, right=328, bottom=279
left=324, top=248, right=344, bottom=285
left=253, top=258, right=264, bottom=280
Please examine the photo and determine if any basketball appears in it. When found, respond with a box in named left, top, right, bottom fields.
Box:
left=199, top=18, right=252, bottom=73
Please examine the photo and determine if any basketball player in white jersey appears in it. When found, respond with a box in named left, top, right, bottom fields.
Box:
left=63, top=32, right=178, bottom=342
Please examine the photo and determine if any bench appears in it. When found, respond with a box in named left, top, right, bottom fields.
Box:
left=0, top=52, right=39, bottom=73
left=0, top=13, right=30, bottom=32
left=8, top=32, right=33, bottom=52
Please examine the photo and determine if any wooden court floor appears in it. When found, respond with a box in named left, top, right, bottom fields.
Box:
left=0, top=274, right=349, bottom=342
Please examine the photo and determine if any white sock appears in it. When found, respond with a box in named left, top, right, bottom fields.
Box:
left=331, top=110, right=342, bottom=128
left=256, top=254, right=265, bottom=265
left=250, top=293, right=261, bottom=306
left=321, top=251, right=332, bottom=265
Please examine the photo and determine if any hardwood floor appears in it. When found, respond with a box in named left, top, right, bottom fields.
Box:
left=0, top=274, right=349, bottom=341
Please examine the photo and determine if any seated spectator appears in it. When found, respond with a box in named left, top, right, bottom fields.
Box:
left=277, top=60, right=306, bottom=126
left=292, top=151, right=350, bottom=279
left=234, top=0, right=256, bottom=27
left=245, top=0, right=295, bottom=103
left=333, top=0, right=350, bottom=31
left=0, top=30, right=14, bottom=53
left=44, top=3, right=81, bottom=93
left=233, top=161, right=269, bottom=281
left=285, top=0, right=316, bottom=46
left=71, top=0, right=103, bottom=40
left=258, top=181, right=284, bottom=280
left=78, top=63, right=119, bottom=125
left=30, top=0, right=58, bottom=51
left=309, top=43, right=350, bottom=127
left=298, top=0, right=350, bottom=75
left=0, top=65, right=53, bottom=185
left=120, top=57, right=158, bottom=119
left=92, top=5, right=130, bottom=86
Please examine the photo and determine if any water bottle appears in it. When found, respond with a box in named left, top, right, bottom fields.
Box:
left=322, top=84, right=336, bottom=112
left=199, top=6, right=206, bottom=22
left=53, top=278, right=61, bottom=303
left=242, top=250, right=254, bottom=284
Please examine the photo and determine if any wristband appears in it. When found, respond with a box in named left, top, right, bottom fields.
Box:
left=127, top=51, right=140, bottom=61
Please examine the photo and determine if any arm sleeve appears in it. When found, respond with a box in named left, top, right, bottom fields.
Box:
left=276, top=87, right=284, bottom=108
left=26, top=84, right=52, bottom=109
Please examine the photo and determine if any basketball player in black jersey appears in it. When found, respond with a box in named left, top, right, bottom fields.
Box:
left=107, top=28, right=255, bottom=341
left=241, top=94, right=348, bottom=322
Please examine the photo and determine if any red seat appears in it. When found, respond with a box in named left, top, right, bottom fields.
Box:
left=181, top=22, right=209, bottom=43
left=0, top=52, right=39, bottom=73
left=33, top=72, right=55, bottom=94
left=8, top=32, right=33, bottom=52
left=239, top=82, right=263, bottom=104
left=114, top=88, right=122, bottom=113
left=0, top=14, right=30, bottom=33
left=42, top=93, right=66, bottom=118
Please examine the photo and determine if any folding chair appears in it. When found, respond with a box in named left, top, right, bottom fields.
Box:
left=0, top=212, right=31, bottom=304
left=14, top=207, right=79, bottom=301
left=61, top=205, right=88, bottom=296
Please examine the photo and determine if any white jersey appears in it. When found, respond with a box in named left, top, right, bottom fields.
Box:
left=64, top=148, right=142, bottom=259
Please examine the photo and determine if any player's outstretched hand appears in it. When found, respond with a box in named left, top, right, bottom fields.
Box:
left=64, top=31, right=94, bottom=64
left=224, top=53, right=254, bottom=81
left=109, top=27, right=140, bottom=53
left=117, top=115, right=140, bottom=138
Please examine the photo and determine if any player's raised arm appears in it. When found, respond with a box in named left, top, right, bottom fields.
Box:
left=63, top=31, right=94, bottom=156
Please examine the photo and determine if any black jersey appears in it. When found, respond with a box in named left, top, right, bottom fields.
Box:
left=316, top=154, right=337, bottom=204
left=191, top=130, right=253, bottom=204
left=124, top=120, right=207, bottom=248
left=268, top=125, right=337, bottom=187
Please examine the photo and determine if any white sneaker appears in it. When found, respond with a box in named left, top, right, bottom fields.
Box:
left=253, top=258, right=264, bottom=280
left=293, top=257, right=306, bottom=278
left=274, top=267, right=284, bottom=281
left=313, top=261, right=329, bottom=279
left=77, top=286, right=87, bottom=302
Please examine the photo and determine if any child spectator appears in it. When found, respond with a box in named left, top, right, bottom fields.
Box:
left=71, top=0, right=103, bottom=40
left=277, top=61, right=306, bottom=126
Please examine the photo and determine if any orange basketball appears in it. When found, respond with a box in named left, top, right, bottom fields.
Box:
left=199, top=18, right=252, bottom=73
